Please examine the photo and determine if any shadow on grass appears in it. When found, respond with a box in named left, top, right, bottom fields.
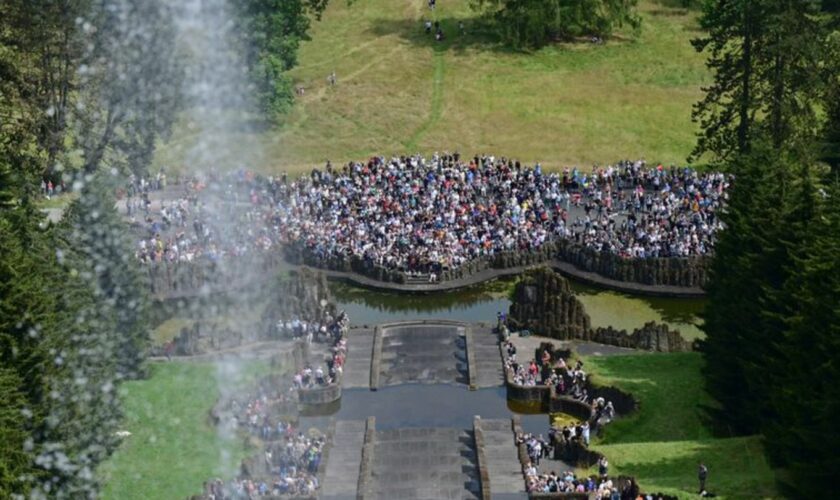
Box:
left=651, top=0, right=701, bottom=11
left=593, top=437, right=777, bottom=498
left=367, top=16, right=516, bottom=55
left=368, top=16, right=625, bottom=55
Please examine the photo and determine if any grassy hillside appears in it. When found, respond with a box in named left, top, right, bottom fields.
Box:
left=585, top=353, right=779, bottom=499
left=154, top=0, right=708, bottom=175
left=99, top=361, right=271, bottom=500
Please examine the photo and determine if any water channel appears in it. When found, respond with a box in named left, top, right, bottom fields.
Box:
left=331, top=276, right=706, bottom=341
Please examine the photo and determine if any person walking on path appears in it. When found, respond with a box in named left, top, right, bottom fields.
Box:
left=698, top=463, right=708, bottom=495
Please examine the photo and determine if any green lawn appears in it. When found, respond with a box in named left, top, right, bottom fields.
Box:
left=154, top=0, right=709, bottom=176
left=99, top=361, right=272, bottom=500
left=584, top=353, right=779, bottom=498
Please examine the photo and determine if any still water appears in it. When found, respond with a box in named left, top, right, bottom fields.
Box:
left=301, top=384, right=549, bottom=436
left=331, top=277, right=706, bottom=341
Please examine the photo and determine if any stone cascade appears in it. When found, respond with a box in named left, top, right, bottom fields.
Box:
left=592, top=322, right=695, bottom=353
left=479, top=418, right=526, bottom=497
left=369, top=427, right=481, bottom=500
left=145, top=251, right=284, bottom=298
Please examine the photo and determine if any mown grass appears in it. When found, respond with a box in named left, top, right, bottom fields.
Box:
left=154, top=0, right=709, bottom=176
left=584, top=353, right=779, bottom=498
left=99, top=361, right=272, bottom=500
left=35, top=192, right=78, bottom=210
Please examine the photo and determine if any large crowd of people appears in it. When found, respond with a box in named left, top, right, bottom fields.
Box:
left=198, top=426, right=323, bottom=499
left=198, top=308, right=349, bottom=499
left=130, top=155, right=729, bottom=279
left=275, top=155, right=727, bottom=275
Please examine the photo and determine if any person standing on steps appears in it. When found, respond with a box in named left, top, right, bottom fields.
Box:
left=698, top=462, right=708, bottom=495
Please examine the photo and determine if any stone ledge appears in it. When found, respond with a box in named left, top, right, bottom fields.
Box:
left=473, top=416, right=491, bottom=500
left=356, top=416, right=376, bottom=500
left=369, top=326, right=382, bottom=391
left=283, top=260, right=705, bottom=298
left=465, top=327, right=478, bottom=391
left=298, top=380, right=342, bottom=405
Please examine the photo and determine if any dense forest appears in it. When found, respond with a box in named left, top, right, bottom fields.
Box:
left=695, top=1, right=840, bottom=497
left=0, top=1, right=327, bottom=497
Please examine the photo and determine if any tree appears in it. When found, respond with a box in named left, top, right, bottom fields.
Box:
left=235, top=0, right=331, bottom=121
left=0, top=0, right=91, bottom=175
left=699, top=145, right=807, bottom=434
left=762, top=176, right=840, bottom=497
left=691, top=0, right=825, bottom=163
left=819, top=31, right=840, bottom=171
left=62, top=175, right=151, bottom=381
left=75, top=0, right=181, bottom=175
left=471, top=0, right=641, bottom=49
left=0, top=368, right=29, bottom=497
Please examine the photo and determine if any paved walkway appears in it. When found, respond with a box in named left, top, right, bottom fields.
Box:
left=321, top=419, right=366, bottom=500
left=481, top=419, right=527, bottom=497
left=472, top=326, right=506, bottom=388
left=342, top=328, right=374, bottom=389
left=284, top=260, right=705, bottom=298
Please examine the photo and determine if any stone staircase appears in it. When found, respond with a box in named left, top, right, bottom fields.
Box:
left=480, top=419, right=526, bottom=497
left=471, top=327, right=505, bottom=388
left=342, top=328, right=373, bottom=388
left=321, top=419, right=367, bottom=500
left=370, top=427, right=481, bottom=500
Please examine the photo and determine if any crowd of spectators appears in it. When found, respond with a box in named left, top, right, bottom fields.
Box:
left=503, top=337, right=617, bottom=438
left=275, top=310, right=349, bottom=344
left=200, top=309, right=349, bottom=499
left=518, top=431, right=667, bottom=499
left=293, top=336, right=347, bottom=390
left=199, top=427, right=323, bottom=498
left=273, top=155, right=727, bottom=276
left=129, top=155, right=728, bottom=279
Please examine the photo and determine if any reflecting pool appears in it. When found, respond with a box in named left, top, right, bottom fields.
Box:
left=330, top=275, right=706, bottom=340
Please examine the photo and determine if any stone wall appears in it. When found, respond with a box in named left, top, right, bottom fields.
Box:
left=284, top=238, right=709, bottom=289
left=146, top=252, right=284, bottom=298
left=508, top=268, right=591, bottom=340
left=592, top=322, right=695, bottom=353
left=298, top=378, right=342, bottom=405
left=508, top=268, right=695, bottom=353
left=260, top=268, right=336, bottom=337
left=556, top=239, right=708, bottom=288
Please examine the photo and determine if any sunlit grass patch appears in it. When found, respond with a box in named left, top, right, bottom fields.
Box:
left=99, top=361, right=272, bottom=500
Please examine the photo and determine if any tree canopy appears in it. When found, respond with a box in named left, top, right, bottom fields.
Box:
left=471, top=0, right=640, bottom=49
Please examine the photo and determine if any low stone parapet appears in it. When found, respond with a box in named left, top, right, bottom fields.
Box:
left=298, top=380, right=342, bottom=405
left=473, top=416, right=492, bottom=500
